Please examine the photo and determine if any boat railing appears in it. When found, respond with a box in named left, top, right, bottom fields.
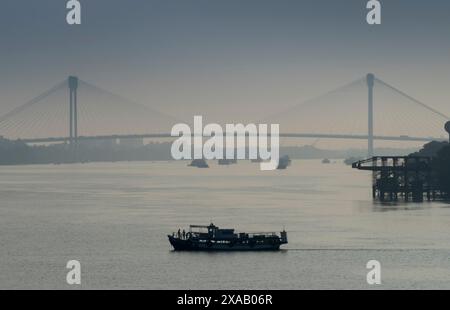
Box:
left=172, top=229, right=280, bottom=239
left=246, top=232, right=277, bottom=238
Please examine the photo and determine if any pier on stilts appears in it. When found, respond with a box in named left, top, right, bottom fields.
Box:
left=352, top=156, right=441, bottom=202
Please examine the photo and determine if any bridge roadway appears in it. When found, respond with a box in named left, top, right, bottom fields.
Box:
left=18, top=133, right=445, bottom=144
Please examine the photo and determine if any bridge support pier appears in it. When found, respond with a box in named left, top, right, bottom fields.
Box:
left=68, top=76, right=79, bottom=161
left=367, top=73, right=375, bottom=158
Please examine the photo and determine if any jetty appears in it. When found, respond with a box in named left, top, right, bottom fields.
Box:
left=352, top=156, right=442, bottom=202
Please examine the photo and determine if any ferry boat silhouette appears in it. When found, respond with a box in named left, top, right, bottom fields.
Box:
left=168, top=223, right=288, bottom=251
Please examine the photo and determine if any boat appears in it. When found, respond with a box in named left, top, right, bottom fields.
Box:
left=168, top=223, right=288, bottom=251
left=188, top=159, right=209, bottom=168
left=277, top=155, right=291, bottom=170
left=218, top=159, right=237, bottom=165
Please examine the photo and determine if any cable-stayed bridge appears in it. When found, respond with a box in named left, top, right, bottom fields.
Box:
left=0, top=74, right=448, bottom=157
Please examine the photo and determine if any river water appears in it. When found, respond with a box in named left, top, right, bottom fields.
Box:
left=1, top=160, right=450, bottom=289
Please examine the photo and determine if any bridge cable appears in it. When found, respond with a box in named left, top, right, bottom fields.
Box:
left=375, top=78, right=449, bottom=120
left=0, top=80, right=66, bottom=125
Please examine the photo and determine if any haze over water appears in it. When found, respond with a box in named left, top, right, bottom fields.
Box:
left=1, top=160, right=450, bottom=289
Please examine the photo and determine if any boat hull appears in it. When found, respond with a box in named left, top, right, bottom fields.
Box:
left=168, top=236, right=283, bottom=251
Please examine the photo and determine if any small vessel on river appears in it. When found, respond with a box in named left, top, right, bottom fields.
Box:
left=277, top=155, right=291, bottom=170
left=218, top=159, right=237, bottom=165
left=168, top=223, right=288, bottom=251
left=188, top=159, right=209, bottom=168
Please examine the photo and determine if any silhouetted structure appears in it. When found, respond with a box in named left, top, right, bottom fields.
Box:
left=189, top=159, right=209, bottom=168
left=168, top=223, right=288, bottom=251
left=68, top=76, right=78, bottom=145
left=218, top=159, right=237, bottom=165
left=367, top=73, right=375, bottom=157
left=352, top=156, right=440, bottom=202
left=277, top=155, right=291, bottom=169
left=353, top=122, right=450, bottom=202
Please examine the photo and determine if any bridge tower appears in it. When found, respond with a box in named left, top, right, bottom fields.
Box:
left=68, top=76, right=78, bottom=145
left=367, top=73, right=375, bottom=157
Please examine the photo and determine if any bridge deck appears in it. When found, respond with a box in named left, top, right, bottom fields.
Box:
left=17, top=133, right=445, bottom=144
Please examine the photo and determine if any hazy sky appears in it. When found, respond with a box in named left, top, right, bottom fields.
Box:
left=1, top=0, right=450, bottom=125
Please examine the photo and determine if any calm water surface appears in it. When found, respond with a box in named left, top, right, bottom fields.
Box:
left=1, top=160, right=450, bottom=289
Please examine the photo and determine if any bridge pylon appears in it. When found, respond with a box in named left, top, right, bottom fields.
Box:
left=367, top=73, right=375, bottom=157
left=68, top=76, right=78, bottom=145
left=68, top=76, right=79, bottom=162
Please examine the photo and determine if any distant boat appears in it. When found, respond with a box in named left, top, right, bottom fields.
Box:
left=322, top=158, right=331, bottom=164
left=218, top=159, right=237, bottom=165
left=189, top=159, right=209, bottom=168
left=277, top=155, right=291, bottom=170
left=168, top=223, right=288, bottom=251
